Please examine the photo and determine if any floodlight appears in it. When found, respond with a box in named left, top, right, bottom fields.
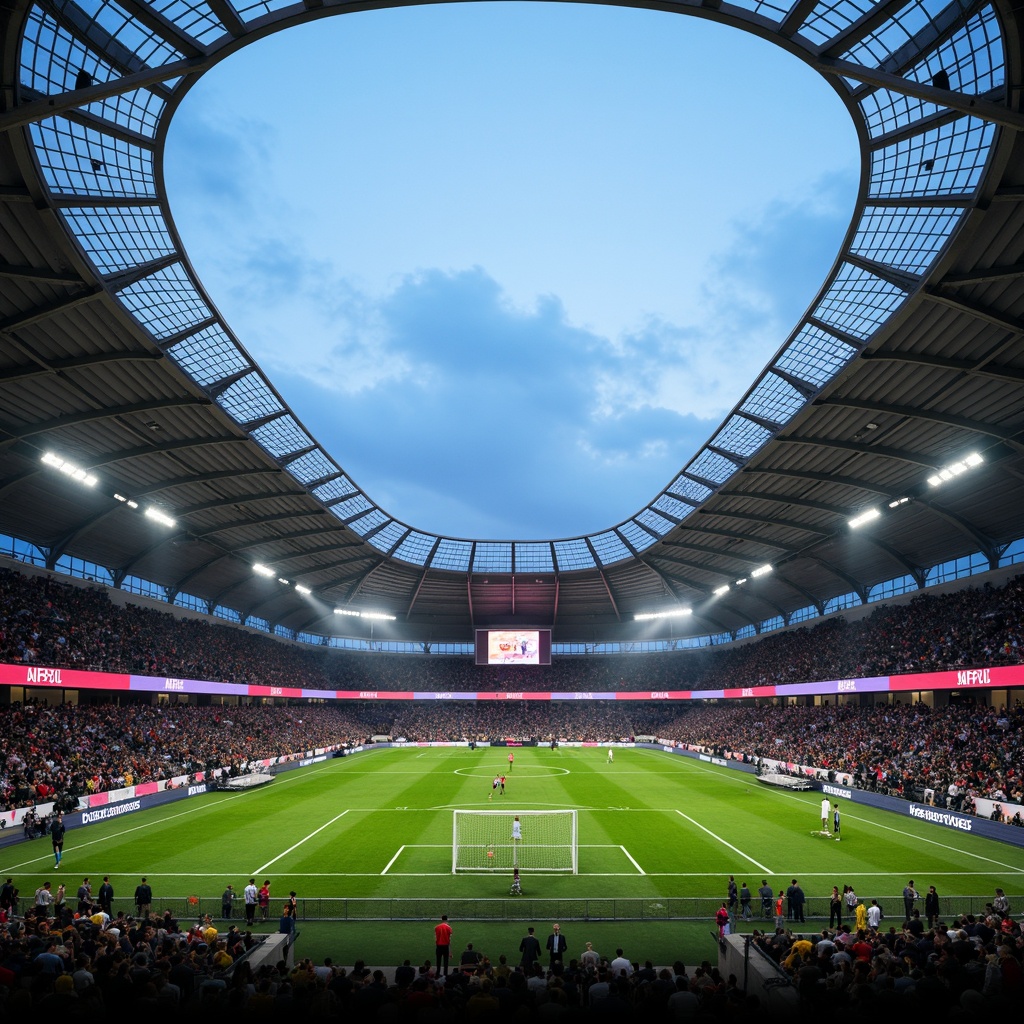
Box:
left=144, top=507, right=176, bottom=528
left=751, top=564, right=773, bottom=578
left=334, top=608, right=359, bottom=617
left=277, top=578, right=289, bottom=585
left=928, top=452, right=983, bottom=488
left=713, top=584, right=730, bottom=596
left=734, top=577, right=748, bottom=585
left=634, top=608, right=692, bottom=621
left=849, top=508, right=880, bottom=529
left=41, top=451, right=98, bottom=487
left=294, top=584, right=311, bottom=595
left=888, top=497, right=909, bottom=509
left=253, top=563, right=275, bottom=577
left=362, top=611, right=397, bottom=621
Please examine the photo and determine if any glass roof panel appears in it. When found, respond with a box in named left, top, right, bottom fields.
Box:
left=312, top=476, right=358, bottom=502
left=234, top=0, right=298, bottom=22
left=800, top=0, right=879, bottom=46
left=472, top=543, right=513, bottom=573
left=149, top=0, right=227, bottom=45
left=901, top=7, right=1004, bottom=92
left=666, top=474, right=712, bottom=504
left=285, top=449, right=337, bottom=486
left=721, top=0, right=790, bottom=23
left=513, top=542, right=555, bottom=573
left=30, top=118, right=154, bottom=197
left=394, top=530, right=436, bottom=565
left=366, top=520, right=408, bottom=554
left=117, top=262, right=211, bottom=339
left=76, top=0, right=186, bottom=65
left=349, top=508, right=389, bottom=537
left=330, top=494, right=374, bottom=522
left=812, top=262, right=907, bottom=340
left=687, top=448, right=739, bottom=486
left=651, top=495, right=696, bottom=522
left=60, top=206, right=174, bottom=273
left=430, top=538, right=473, bottom=572
left=869, top=116, right=994, bottom=199
left=554, top=539, right=596, bottom=571
left=858, top=88, right=943, bottom=138
left=851, top=206, right=964, bottom=271
left=741, top=372, right=807, bottom=425
left=250, top=415, right=314, bottom=459
left=168, top=325, right=251, bottom=387
left=775, top=324, right=858, bottom=387
left=214, top=372, right=282, bottom=423
left=589, top=531, right=631, bottom=565
left=710, top=415, right=773, bottom=459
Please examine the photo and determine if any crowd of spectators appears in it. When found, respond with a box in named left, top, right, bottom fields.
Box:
left=0, top=879, right=1020, bottom=1019
left=750, top=896, right=1022, bottom=1018
left=643, top=700, right=1024, bottom=818
left=4, top=566, right=1024, bottom=695
left=3, top=695, right=1022, bottom=815
left=0, top=702, right=376, bottom=813
left=2, top=563, right=1024, bottom=813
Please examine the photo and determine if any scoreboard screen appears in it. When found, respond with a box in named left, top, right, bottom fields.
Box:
left=474, top=629, right=552, bottom=666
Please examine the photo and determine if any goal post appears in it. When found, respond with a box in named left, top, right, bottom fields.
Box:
left=452, top=810, right=577, bottom=874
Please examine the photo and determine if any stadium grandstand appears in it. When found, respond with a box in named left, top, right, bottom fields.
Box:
left=2, top=0, right=1024, bottom=1018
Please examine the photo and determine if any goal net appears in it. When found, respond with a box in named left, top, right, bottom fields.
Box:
left=452, top=810, right=577, bottom=873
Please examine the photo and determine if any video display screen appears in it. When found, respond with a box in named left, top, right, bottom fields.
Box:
left=474, top=629, right=552, bottom=666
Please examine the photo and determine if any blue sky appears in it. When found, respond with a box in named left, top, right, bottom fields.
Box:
left=164, top=2, right=859, bottom=541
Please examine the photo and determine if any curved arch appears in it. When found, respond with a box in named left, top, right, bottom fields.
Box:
left=2, top=0, right=1021, bottom=644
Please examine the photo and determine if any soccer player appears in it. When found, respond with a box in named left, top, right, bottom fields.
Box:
left=512, top=816, right=522, bottom=841
left=607, top=749, right=614, bottom=763
left=499, top=775, right=506, bottom=795
left=832, top=803, right=841, bottom=841
left=489, top=775, right=499, bottom=801
left=508, top=752, right=514, bottom=771
left=50, top=814, right=66, bottom=868
left=820, top=796, right=830, bottom=832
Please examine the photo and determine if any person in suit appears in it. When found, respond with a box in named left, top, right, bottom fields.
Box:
left=546, top=922, right=567, bottom=967
left=519, top=926, right=541, bottom=968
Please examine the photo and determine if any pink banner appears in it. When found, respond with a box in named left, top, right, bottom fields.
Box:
left=0, top=663, right=129, bottom=689
left=724, top=685, right=776, bottom=699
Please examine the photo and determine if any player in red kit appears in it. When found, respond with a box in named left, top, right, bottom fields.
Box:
left=435, top=914, right=452, bottom=976
left=508, top=752, right=514, bottom=771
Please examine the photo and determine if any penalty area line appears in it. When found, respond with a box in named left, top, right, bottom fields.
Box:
left=381, top=846, right=406, bottom=875
left=620, top=846, right=646, bottom=875
left=675, top=809, right=772, bottom=874
left=253, top=809, right=350, bottom=875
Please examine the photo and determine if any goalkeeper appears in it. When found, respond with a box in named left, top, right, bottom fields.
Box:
left=510, top=867, right=522, bottom=896
left=512, top=816, right=522, bottom=841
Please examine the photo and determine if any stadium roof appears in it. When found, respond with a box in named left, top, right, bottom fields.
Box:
left=3, top=0, right=1024, bottom=646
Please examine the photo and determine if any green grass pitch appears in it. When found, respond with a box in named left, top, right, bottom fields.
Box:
left=5, top=746, right=1021, bottom=966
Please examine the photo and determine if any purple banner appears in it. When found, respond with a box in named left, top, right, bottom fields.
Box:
left=412, top=691, right=480, bottom=700
left=775, top=676, right=888, bottom=697
left=130, top=673, right=248, bottom=696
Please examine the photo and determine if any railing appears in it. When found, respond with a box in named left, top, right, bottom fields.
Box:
left=90, top=894, right=1016, bottom=923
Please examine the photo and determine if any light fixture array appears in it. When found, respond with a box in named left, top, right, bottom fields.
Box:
left=927, top=452, right=983, bottom=488
left=41, top=451, right=97, bottom=487
left=42, top=453, right=182, bottom=530
left=333, top=607, right=397, bottom=622
left=634, top=607, right=692, bottom=621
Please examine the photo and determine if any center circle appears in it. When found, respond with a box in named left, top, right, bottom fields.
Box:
left=454, top=765, right=570, bottom=778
